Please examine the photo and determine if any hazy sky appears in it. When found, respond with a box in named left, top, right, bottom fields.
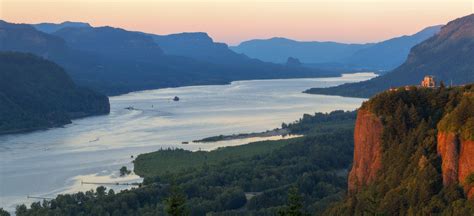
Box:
left=1, top=0, right=473, bottom=45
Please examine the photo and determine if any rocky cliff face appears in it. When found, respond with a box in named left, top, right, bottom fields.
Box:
left=437, top=132, right=460, bottom=186
left=349, top=87, right=473, bottom=198
left=329, top=85, right=474, bottom=215
left=438, top=132, right=474, bottom=198
left=348, top=108, right=383, bottom=193
left=460, top=139, right=474, bottom=198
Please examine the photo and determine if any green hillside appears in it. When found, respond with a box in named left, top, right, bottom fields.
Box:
left=0, top=52, right=109, bottom=134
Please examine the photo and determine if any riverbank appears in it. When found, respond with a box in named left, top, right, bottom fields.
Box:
left=193, top=128, right=290, bottom=143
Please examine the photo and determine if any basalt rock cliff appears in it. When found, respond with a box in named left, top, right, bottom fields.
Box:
left=437, top=92, right=474, bottom=198
left=329, top=84, right=474, bottom=215
left=348, top=109, right=383, bottom=193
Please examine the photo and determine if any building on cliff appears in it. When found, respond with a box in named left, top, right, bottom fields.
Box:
left=421, top=75, right=436, bottom=88
left=389, top=75, right=437, bottom=92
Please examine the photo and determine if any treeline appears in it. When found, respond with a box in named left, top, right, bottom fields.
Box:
left=283, top=110, right=357, bottom=135
left=13, top=111, right=357, bottom=215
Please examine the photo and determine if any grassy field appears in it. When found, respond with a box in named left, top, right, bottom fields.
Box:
left=134, top=137, right=301, bottom=178
left=134, top=110, right=356, bottom=178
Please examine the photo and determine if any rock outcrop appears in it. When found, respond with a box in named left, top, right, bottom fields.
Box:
left=438, top=132, right=474, bottom=198
left=437, top=132, right=460, bottom=186
left=437, top=92, right=474, bottom=199
left=348, top=108, right=383, bottom=193
left=459, top=139, right=474, bottom=198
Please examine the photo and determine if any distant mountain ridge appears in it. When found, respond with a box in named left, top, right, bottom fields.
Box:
left=342, top=25, right=442, bottom=71
left=231, top=26, right=441, bottom=71
left=0, top=20, right=69, bottom=58
left=305, top=14, right=474, bottom=98
left=54, top=26, right=164, bottom=62
left=150, top=32, right=250, bottom=65
left=1, top=20, right=335, bottom=95
left=33, top=21, right=91, bottom=33
left=231, top=37, right=372, bottom=64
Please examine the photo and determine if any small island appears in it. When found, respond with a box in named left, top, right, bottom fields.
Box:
left=119, top=166, right=132, bottom=177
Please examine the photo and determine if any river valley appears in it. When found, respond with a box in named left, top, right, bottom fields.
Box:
left=0, top=73, right=376, bottom=211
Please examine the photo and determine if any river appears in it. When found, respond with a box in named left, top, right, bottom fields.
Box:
left=0, top=72, right=376, bottom=211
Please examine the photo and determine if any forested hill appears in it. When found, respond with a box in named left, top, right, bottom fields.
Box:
left=326, top=84, right=474, bottom=215
left=305, top=14, right=474, bottom=98
left=0, top=52, right=109, bottom=134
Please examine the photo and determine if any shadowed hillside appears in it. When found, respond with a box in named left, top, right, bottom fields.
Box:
left=0, top=52, right=109, bottom=134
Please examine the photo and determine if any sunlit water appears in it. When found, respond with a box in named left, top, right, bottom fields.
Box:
left=0, top=73, right=376, bottom=212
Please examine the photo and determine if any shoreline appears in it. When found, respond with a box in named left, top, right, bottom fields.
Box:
left=193, top=128, right=290, bottom=143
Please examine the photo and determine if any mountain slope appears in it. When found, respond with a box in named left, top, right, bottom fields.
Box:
left=51, top=25, right=336, bottom=91
left=0, top=20, right=69, bottom=59
left=2, top=20, right=336, bottom=95
left=232, top=26, right=441, bottom=71
left=54, top=26, right=164, bottom=61
left=341, top=25, right=442, bottom=71
left=0, top=52, right=109, bottom=134
left=325, top=85, right=474, bottom=215
left=231, top=37, right=371, bottom=64
left=306, top=14, right=474, bottom=98
left=33, top=21, right=91, bottom=34
left=151, top=32, right=248, bottom=64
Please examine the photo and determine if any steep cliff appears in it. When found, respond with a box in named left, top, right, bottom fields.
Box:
left=437, top=132, right=460, bottom=186
left=348, top=109, right=383, bottom=193
left=460, top=139, right=474, bottom=198
left=329, top=84, right=474, bottom=215
left=438, top=93, right=474, bottom=198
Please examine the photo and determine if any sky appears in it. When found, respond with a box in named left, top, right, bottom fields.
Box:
left=1, top=0, right=473, bottom=45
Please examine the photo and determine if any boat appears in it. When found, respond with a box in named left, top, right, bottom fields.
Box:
left=181, top=141, right=189, bottom=144
left=173, top=96, right=180, bottom=101
left=89, top=137, right=100, bottom=143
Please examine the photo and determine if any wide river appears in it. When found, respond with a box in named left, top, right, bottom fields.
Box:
left=0, top=72, right=376, bottom=211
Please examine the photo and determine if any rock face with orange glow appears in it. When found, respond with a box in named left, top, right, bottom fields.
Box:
left=348, top=108, right=383, bottom=193
left=460, top=139, right=474, bottom=198
left=438, top=132, right=474, bottom=199
left=348, top=86, right=473, bottom=199
left=437, top=132, right=460, bottom=186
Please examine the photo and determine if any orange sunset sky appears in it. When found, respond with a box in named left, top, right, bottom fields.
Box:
left=1, top=0, right=473, bottom=45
